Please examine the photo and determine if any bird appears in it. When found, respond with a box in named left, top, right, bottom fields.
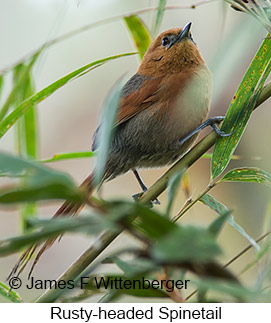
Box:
left=9, top=22, right=229, bottom=279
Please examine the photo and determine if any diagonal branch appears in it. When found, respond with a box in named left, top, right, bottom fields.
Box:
left=36, top=81, right=271, bottom=303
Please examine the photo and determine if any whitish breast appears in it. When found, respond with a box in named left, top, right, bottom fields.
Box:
left=174, top=65, right=212, bottom=138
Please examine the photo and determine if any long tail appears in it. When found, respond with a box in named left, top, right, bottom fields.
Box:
left=8, top=172, right=96, bottom=280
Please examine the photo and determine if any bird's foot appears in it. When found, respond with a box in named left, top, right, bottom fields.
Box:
left=132, top=192, right=161, bottom=207
left=179, top=116, right=232, bottom=146
left=132, top=169, right=161, bottom=206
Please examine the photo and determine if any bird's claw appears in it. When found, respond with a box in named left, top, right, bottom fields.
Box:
left=211, top=116, right=225, bottom=122
left=178, top=116, right=232, bottom=146
left=152, top=198, right=161, bottom=205
left=217, top=130, right=233, bottom=137
left=211, top=122, right=233, bottom=138
left=132, top=192, right=161, bottom=207
left=132, top=192, right=143, bottom=201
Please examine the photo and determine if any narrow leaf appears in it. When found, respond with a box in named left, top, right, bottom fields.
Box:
left=151, top=0, right=166, bottom=37
left=151, top=226, right=221, bottom=264
left=13, top=62, right=39, bottom=230
left=0, top=183, right=82, bottom=204
left=0, top=215, right=113, bottom=256
left=124, top=16, right=151, bottom=60
left=21, top=106, right=37, bottom=158
left=94, top=78, right=123, bottom=185
left=212, top=35, right=271, bottom=179
left=166, top=170, right=184, bottom=216
left=39, top=151, right=95, bottom=163
left=220, top=167, right=271, bottom=187
left=102, top=201, right=176, bottom=240
left=202, top=153, right=241, bottom=160
left=0, top=151, right=83, bottom=204
left=0, top=281, right=22, bottom=303
left=200, top=193, right=260, bottom=250
left=0, top=51, right=40, bottom=121
left=109, top=256, right=158, bottom=276
left=208, top=210, right=231, bottom=237
left=13, top=62, right=38, bottom=158
left=132, top=204, right=176, bottom=240
left=0, top=52, right=136, bottom=139
left=21, top=204, right=36, bottom=231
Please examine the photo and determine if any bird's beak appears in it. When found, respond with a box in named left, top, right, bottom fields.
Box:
left=177, top=22, right=192, bottom=42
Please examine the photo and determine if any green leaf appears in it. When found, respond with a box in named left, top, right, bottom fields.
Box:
left=0, top=151, right=83, bottom=204
left=208, top=210, right=231, bottom=237
left=109, top=257, right=138, bottom=275
left=20, top=106, right=37, bottom=158
left=124, top=16, right=151, bottom=60
left=0, top=281, right=22, bottom=303
left=220, top=167, right=271, bottom=187
left=94, top=78, right=124, bottom=186
left=212, top=35, right=271, bottom=179
left=200, top=193, right=260, bottom=251
left=13, top=62, right=38, bottom=159
left=21, top=204, right=36, bottom=231
left=13, top=62, right=39, bottom=231
left=202, top=153, right=241, bottom=160
left=151, top=0, right=166, bottom=37
left=0, top=51, right=40, bottom=121
left=166, top=170, right=184, bottom=216
left=0, top=184, right=80, bottom=204
left=0, top=215, right=114, bottom=256
left=100, top=201, right=176, bottom=240
left=109, top=256, right=159, bottom=277
left=39, top=151, right=95, bottom=163
left=151, top=226, right=221, bottom=264
left=132, top=204, right=176, bottom=240
left=0, top=52, right=136, bottom=139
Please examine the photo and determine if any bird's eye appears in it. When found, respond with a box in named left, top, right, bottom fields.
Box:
left=161, top=37, right=170, bottom=47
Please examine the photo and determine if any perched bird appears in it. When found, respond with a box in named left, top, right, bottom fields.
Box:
left=9, top=22, right=227, bottom=278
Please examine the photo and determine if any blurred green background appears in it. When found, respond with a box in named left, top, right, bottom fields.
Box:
left=0, top=0, right=270, bottom=302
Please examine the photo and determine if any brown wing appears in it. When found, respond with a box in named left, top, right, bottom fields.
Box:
left=115, top=70, right=194, bottom=127
left=114, top=75, right=162, bottom=127
left=92, top=74, right=162, bottom=151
